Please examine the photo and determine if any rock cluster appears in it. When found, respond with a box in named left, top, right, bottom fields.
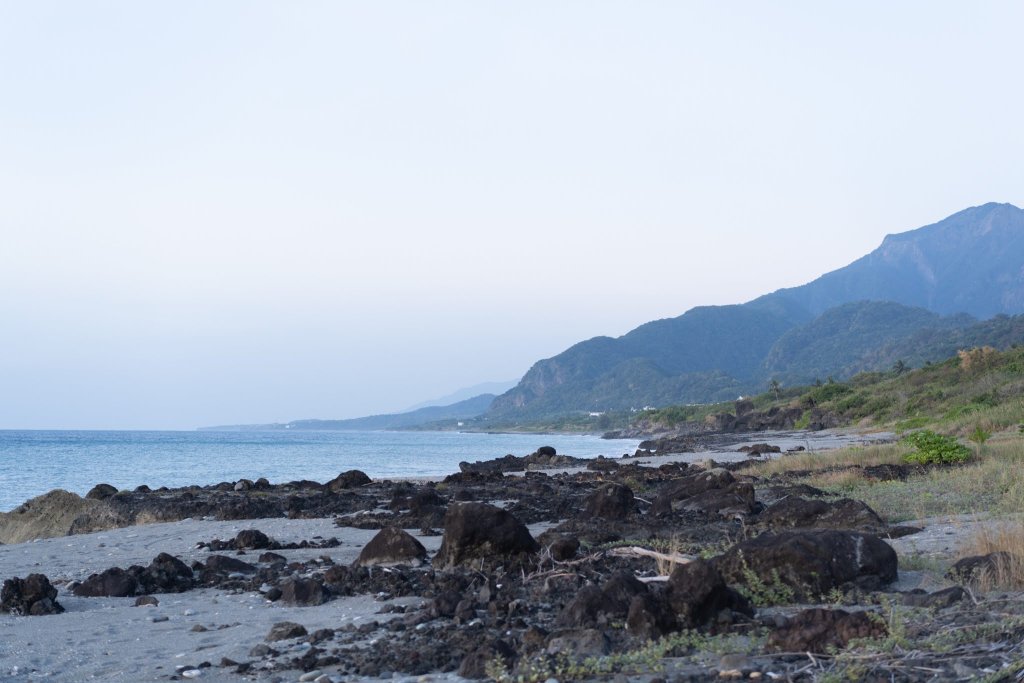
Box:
left=1, top=574, right=64, bottom=615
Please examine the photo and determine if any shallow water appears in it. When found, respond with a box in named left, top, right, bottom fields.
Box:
left=0, top=429, right=639, bottom=512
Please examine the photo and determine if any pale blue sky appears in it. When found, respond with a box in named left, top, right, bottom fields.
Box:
left=2, top=2, right=1023, bottom=429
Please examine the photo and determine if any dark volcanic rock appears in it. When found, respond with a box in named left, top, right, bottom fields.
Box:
left=86, top=483, right=119, bottom=500
left=756, top=496, right=887, bottom=533
left=546, top=628, right=610, bottom=657
left=433, top=502, right=539, bottom=568
left=947, top=552, right=1018, bottom=584
left=738, top=443, right=781, bottom=456
left=278, top=577, right=328, bottom=606
left=583, top=482, right=635, bottom=520
left=458, top=639, right=515, bottom=679
left=714, top=530, right=898, bottom=602
left=635, top=436, right=698, bottom=456
left=234, top=529, right=272, bottom=549
left=766, top=608, right=887, bottom=653
left=558, top=571, right=649, bottom=628
left=536, top=446, right=557, bottom=457
left=73, top=566, right=138, bottom=597
left=667, top=558, right=751, bottom=628
left=1, top=574, right=64, bottom=615
left=547, top=536, right=580, bottom=561
left=137, top=553, right=194, bottom=593
left=203, top=555, right=258, bottom=575
left=626, top=590, right=679, bottom=639
left=327, top=470, right=371, bottom=491
left=652, top=469, right=756, bottom=518
left=355, top=527, right=427, bottom=567
left=900, top=586, right=966, bottom=609
left=266, top=621, right=308, bottom=642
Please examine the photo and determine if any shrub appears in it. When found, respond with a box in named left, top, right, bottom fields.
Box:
left=901, top=430, right=971, bottom=465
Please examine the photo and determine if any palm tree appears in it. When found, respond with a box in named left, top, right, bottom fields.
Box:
left=769, top=378, right=781, bottom=400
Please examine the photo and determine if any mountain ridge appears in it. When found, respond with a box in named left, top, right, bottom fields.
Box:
left=490, top=202, right=1024, bottom=418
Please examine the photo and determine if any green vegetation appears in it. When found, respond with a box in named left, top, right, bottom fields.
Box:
left=732, top=552, right=795, bottom=606
left=901, top=430, right=971, bottom=465
left=625, top=344, right=1024, bottom=438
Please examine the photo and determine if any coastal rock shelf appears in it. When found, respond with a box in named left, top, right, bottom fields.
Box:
left=0, top=432, right=1013, bottom=682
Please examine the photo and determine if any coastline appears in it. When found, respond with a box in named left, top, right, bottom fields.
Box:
left=0, top=427, right=999, bottom=683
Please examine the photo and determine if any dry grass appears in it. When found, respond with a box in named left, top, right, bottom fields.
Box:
left=751, top=435, right=1024, bottom=524
left=747, top=441, right=909, bottom=477
left=959, top=519, right=1024, bottom=590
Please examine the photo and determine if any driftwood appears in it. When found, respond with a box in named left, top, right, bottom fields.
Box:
left=609, top=546, right=695, bottom=566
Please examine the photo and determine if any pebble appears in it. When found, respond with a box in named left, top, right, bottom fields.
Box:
left=298, top=671, right=322, bottom=682
left=151, top=615, right=169, bottom=623
left=181, top=670, right=202, bottom=679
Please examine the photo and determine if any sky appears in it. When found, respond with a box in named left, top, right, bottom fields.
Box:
left=2, top=2, right=1024, bottom=430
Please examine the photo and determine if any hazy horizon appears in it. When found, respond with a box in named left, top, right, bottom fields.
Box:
left=3, top=2, right=1023, bottom=429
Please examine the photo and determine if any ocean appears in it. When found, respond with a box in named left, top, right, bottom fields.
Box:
left=0, top=429, right=639, bottom=512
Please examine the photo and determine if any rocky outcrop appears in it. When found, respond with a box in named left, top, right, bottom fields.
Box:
left=1, top=574, right=64, bottom=615
left=433, top=503, right=539, bottom=568
left=73, top=553, right=195, bottom=597
left=73, top=566, right=138, bottom=597
left=582, top=483, right=635, bottom=520
left=714, top=530, right=898, bottom=601
left=755, top=496, right=887, bottom=533
left=666, top=559, right=752, bottom=628
left=327, top=470, right=371, bottom=491
left=0, top=489, right=127, bottom=544
left=651, top=468, right=757, bottom=518
left=459, top=448, right=588, bottom=474
left=355, top=527, right=428, bottom=567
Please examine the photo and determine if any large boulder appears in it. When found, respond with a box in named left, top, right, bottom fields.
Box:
left=667, top=558, right=752, bottom=627
left=651, top=469, right=757, bottom=518
left=756, top=497, right=887, bottom=533
left=85, top=483, right=119, bottom=500
left=1, top=574, right=64, bottom=615
left=326, top=470, right=371, bottom=492
left=433, top=502, right=539, bottom=568
left=557, top=571, right=648, bottom=628
left=713, top=530, right=898, bottom=602
left=136, top=553, right=194, bottom=593
left=766, top=608, right=887, bottom=653
left=73, top=566, right=138, bottom=597
left=946, top=552, right=1018, bottom=585
left=234, top=529, right=272, bottom=549
left=583, top=482, right=635, bottom=520
left=278, top=577, right=328, bottom=606
left=355, top=527, right=427, bottom=567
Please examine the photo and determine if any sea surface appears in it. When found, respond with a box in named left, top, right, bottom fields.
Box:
left=0, top=430, right=639, bottom=512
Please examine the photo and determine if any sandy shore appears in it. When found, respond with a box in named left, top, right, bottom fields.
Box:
left=0, top=519, right=453, bottom=683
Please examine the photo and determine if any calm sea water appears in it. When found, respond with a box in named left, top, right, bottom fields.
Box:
left=0, top=430, right=639, bottom=512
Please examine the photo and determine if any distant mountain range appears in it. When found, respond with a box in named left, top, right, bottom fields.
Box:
left=200, top=392, right=496, bottom=431
left=207, top=202, right=1024, bottom=430
left=399, top=380, right=517, bottom=412
left=488, top=202, right=1024, bottom=418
